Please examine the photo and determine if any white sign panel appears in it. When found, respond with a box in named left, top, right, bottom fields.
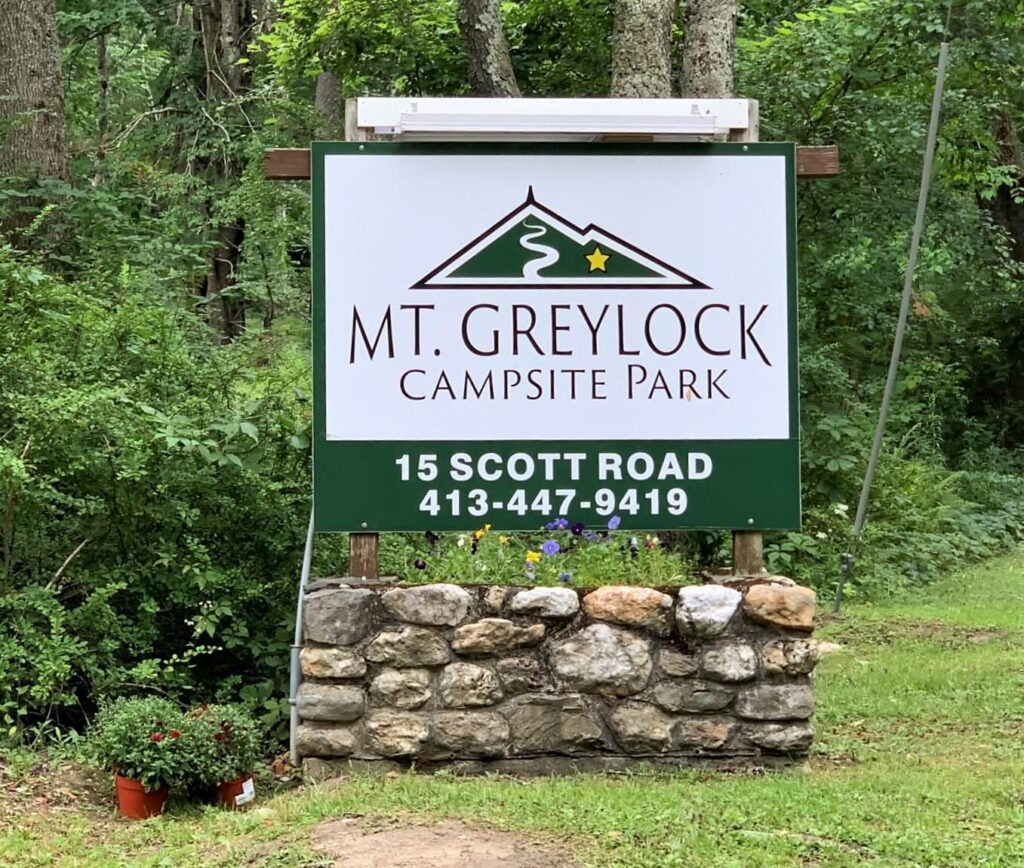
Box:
left=322, top=149, right=792, bottom=443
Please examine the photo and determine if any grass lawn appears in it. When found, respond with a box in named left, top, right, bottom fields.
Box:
left=2, top=553, right=1023, bottom=866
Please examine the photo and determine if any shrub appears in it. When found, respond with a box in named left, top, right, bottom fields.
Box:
left=182, top=704, right=264, bottom=788
left=89, top=697, right=188, bottom=792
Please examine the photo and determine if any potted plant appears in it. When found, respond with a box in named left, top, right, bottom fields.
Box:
left=183, top=704, right=263, bottom=809
left=90, top=696, right=187, bottom=819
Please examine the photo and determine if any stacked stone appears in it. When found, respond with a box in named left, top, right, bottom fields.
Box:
left=296, top=579, right=820, bottom=765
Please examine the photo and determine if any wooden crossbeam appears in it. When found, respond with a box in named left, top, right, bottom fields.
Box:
left=263, top=144, right=840, bottom=181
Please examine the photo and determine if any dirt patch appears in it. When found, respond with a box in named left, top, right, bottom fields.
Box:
left=309, top=816, right=575, bottom=867
left=0, top=759, right=111, bottom=821
left=821, top=618, right=1007, bottom=649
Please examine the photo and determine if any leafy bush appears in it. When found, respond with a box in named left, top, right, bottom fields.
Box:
left=0, top=247, right=309, bottom=740
left=182, top=704, right=264, bottom=788
left=89, top=697, right=188, bottom=792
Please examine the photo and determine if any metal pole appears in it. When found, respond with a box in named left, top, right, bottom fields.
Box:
left=836, top=41, right=950, bottom=612
left=289, top=507, right=315, bottom=765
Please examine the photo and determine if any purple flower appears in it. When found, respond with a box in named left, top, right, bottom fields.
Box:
left=541, top=539, right=560, bottom=555
left=607, top=515, right=621, bottom=531
left=413, top=558, right=427, bottom=570
left=555, top=517, right=569, bottom=530
left=570, top=522, right=585, bottom=536
left=558, top=571, right=572, bottom=583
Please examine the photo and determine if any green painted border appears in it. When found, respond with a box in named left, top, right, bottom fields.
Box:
left=311, top=142, right=800, bottom=532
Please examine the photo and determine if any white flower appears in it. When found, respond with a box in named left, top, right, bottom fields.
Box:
left=833, top=503, right=849, bottom=515
left=815, top=531, right=828, bottom=540
left=457, top=536, right=466, bottom=547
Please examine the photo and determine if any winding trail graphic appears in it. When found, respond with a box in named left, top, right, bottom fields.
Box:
left=519, top=220, right=560, bottom=278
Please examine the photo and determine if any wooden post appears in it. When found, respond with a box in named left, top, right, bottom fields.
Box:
left=342, top=98, right=381, bottom=581
left=732, top=531, right=765, bottom=577
left=731, top=100, right=766, bottom=577
left=349, top=532, right=380, bottom=580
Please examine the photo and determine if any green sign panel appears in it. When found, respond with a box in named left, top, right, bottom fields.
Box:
left=313, top=142, right=800, bottom=532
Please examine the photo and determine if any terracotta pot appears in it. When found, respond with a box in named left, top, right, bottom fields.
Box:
left=216, top=773, right=255, bottom=809
left=115, top=774, right=168, bottom=819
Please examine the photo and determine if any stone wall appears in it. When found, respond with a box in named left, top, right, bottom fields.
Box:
left=296, top=579, right=820, bottom=769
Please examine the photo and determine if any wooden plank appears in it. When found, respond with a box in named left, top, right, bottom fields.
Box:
left=264, top=143, right=840, bottom=180
left=795, top=145, right=840, bottom=178
left=732, top=530, right=766, bottom=577
left=263, top=148, right=311, bottom=180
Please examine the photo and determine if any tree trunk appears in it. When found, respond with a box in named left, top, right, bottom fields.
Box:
left=205, top=219, right=246, bottom=341
left=0, top=0, right=68, bottom=179
left=195, top=0, right=251, bottom=340
left=92, top=30, right=110, bottom=185
left=611, top=0, right=675, bottom=98
left=456, top=0, right=521, bottom=97
left=315, top=71, right=343, bottom=140
left=680, top=0, right=739, bottom=98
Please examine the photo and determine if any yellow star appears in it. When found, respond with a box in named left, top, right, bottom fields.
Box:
left=585, top=246, right=610, bottom=272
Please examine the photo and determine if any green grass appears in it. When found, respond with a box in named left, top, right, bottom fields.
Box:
left=3, top=553, right=1024, bottom=866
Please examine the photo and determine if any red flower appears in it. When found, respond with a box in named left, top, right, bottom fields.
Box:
left=150, top=733, right=165, bottom=743
left=169, top=729, right=181, bottom=739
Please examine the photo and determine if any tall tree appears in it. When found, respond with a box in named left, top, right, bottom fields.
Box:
left=456, top=0, right=521, bottom=97
left=680, top=0, right=739, bottom=98
left=0, top=0, right=68, bottom=180
left=315, top=71, right=343, bottom=140
left=195, top=0, right=253, bottom=341
left=611, top=0, right=675, bottom=98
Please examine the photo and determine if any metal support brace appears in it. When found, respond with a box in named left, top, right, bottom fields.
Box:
left=289, top=508, right=315, bottom=766
left=836, top=40, right=949, bottom=612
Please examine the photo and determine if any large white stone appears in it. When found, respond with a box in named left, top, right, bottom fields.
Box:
left=509, top=587, right=580, bottom=618
left=381, top=584, right=472, bottom=627
left=675, top=585, right=742, bottom=638
left=438, top=662, right=503, bottom=707
left=702, top=641, right=758, bottom=682
left=369, top=668, right=431, bottom=709
left=549, top=624, right=652, bottom=697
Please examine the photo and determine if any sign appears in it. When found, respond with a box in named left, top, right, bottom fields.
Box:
left=313, top=142, right=799, bottom=531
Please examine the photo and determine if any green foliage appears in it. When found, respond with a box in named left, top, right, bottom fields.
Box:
left=88, top=696, right=188, bottom=792
left=0, top=247, right=309, bottom=739
left=181, top=704, right=264, bottom=787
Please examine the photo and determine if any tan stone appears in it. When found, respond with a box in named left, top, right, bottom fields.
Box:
left=452, top=619, right=545, bottom=655
left=673, top=717, right=735, bottom=749
left=582, top=586, right=674, bottom=636
left=482, top=586, right=508, bottom=614
left=762, top=638, right=820, bottom=675
left=300, top=647, right=367, bottom=679
left=743, top=585, right=816, bottom=631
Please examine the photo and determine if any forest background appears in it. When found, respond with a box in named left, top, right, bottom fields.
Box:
left=1, top=0, right=1022, bottom=743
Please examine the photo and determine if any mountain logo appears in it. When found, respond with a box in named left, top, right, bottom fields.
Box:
left=411, top=187, right=710, bottom=290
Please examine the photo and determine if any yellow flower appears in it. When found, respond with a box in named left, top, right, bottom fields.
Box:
left=484, top=523, right=492, bottom=532
left=473, top=529, right=485, bottom=540
left=525, top=550, right=541, bottom=564
left=499, top=535, right=509, bottom=545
